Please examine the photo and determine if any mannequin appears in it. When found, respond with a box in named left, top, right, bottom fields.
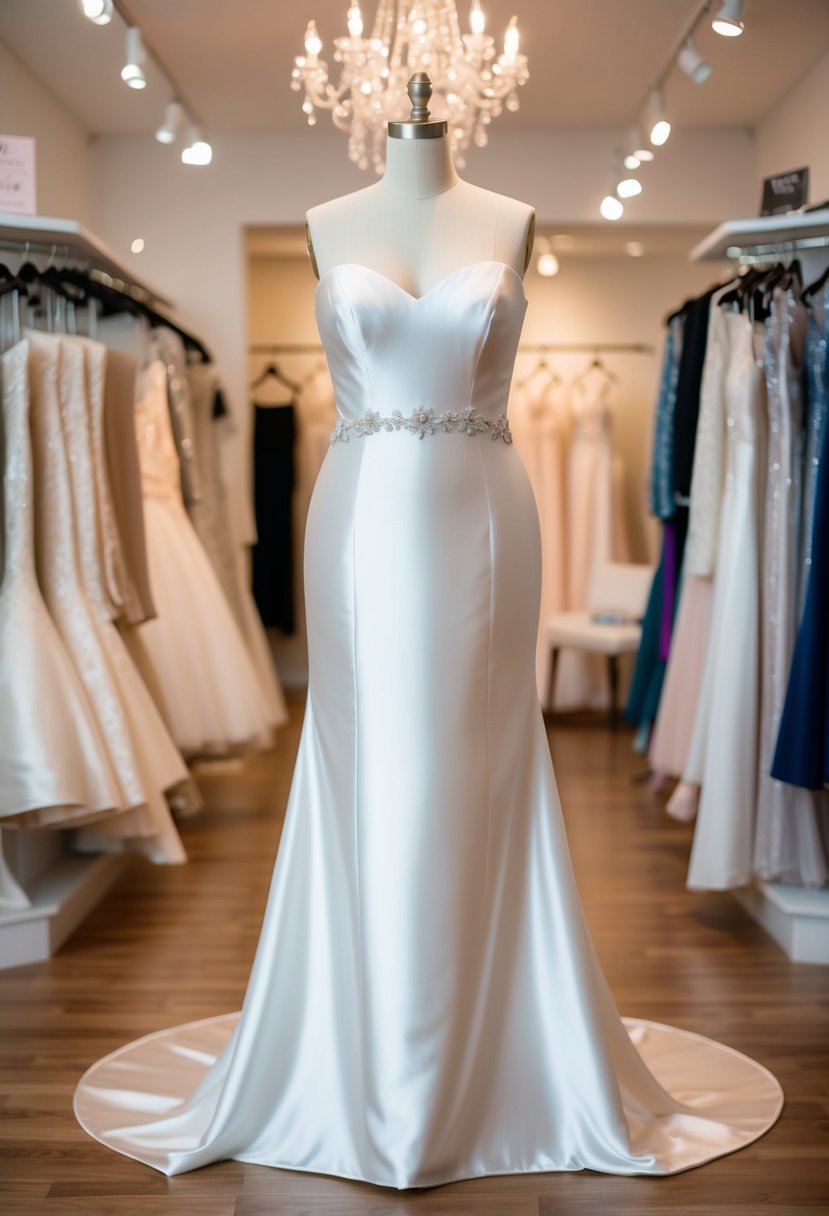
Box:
left=305, top=73, right=535, bottom=293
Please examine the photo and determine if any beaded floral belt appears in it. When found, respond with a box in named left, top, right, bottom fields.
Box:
left=329, top=407, right=513, bottom=445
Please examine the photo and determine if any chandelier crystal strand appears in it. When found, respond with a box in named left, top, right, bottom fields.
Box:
left=292, top=2, right=529, bottom=173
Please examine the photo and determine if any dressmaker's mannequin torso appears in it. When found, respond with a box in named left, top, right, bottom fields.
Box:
left=305, top=103, right=535, bottom=292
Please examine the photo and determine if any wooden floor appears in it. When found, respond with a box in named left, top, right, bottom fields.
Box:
left=2, top=699, right=828, bottom=1215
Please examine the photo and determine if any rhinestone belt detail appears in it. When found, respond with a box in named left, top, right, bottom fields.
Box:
left=329, top=407, right=513, bottom=445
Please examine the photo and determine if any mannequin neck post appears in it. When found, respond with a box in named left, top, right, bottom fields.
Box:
left=381, top=134, right=460, bottom=199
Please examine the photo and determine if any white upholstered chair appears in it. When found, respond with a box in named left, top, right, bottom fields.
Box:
left=545, top=561, right=655, bottom=726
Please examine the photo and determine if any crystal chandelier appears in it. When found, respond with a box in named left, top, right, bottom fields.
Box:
left=291, top=2, right=529, bottom=172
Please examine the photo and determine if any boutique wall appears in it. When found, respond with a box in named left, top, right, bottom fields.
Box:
left=0, top=39, right=95, bottom=225
left=755, top=47, right=829, bottom=204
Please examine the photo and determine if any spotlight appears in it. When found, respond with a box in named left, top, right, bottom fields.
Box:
left=616, top=177, right=642, bottom=199
left=627, top=125, right=654, bottom=163
left=78, top=0, right=113, bottom=23
left=181, top=128, right=213, bottom=166
left=121, top=27, right=147, bottom=90
left=646, top=88, right=670, bottom=146
left=678, top=38, right=712, bottom=84
left=624, top=153, right=641, bottom=170
left=155, top=101, right=184, bottom=145
left=130, top=238, right=145, bottom=253
left=600, top=194, right=624, bottom=222
left=712, top=0, right=745, bottom=36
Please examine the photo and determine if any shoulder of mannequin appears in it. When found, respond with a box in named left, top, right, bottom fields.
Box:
left=306, top=183, right=384, bottom=231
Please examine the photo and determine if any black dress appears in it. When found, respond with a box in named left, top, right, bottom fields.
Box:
left=252, top=401, right=296, bottom=633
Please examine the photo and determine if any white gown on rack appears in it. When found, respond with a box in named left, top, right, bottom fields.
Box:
left=683, top=313, right=767, bottom=890
left=127, top=359, right=274, bottom=757
left=75, top=261, right=782, bottom=1186
left=0, top=340, right=120, bottom=823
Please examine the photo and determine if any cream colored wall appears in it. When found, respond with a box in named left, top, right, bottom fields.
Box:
left=0, top=38, right=95, bottom=225
left=755, top=48, right=829, bottom=204
left=247, top=244, right=721, bottom=684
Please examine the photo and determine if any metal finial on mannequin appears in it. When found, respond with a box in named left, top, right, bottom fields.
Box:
left=387, top=73, right=448, bottom=140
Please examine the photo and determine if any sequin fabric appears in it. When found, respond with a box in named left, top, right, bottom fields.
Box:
left=799, top=283, right=829, bottom=615
left=649, top=312, right=684, bottom=520
left=753, top=288, right=827, bottom=886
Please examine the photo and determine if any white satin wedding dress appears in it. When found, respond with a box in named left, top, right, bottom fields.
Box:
left=74, top=260, right=782, bottom=1187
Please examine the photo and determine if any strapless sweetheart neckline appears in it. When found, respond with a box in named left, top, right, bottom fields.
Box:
left=315, top=258, right=527, bottom=304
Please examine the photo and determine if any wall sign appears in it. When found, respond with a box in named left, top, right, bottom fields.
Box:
left=760, top=167, right=809, bottom=216
left=0, top=135, right=37, bottom=216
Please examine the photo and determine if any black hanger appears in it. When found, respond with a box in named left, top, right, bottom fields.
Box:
left=251, top=361, right=302, bottom=394
left=52, top=265, right=212, bottom=361
left=803, top=262, right=829, bottom=304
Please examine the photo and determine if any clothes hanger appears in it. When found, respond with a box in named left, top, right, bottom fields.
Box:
left=515, top=348, right=562, bottom=392
left=250, top=361, right=302, bottom=395
left=574, top=350, right=619, bottom=385
left=802, top=261, right=829, bottom=304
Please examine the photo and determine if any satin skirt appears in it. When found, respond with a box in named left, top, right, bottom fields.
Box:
left=74, top=432, right=782, bottom=1185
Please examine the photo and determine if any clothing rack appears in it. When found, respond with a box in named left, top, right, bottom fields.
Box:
left=518, top=342, right=655, bottom=356
left=689, top=210, right=829, bottom=966
left=249, top=341, right=656, bottom=356
left=249, top=343, right=324, bottom=355
left=0, top=214, right=170, bottom=308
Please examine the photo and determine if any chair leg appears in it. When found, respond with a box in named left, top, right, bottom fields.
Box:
left=546, top=647, right=560, bottom=715
left=608, top=654, right=620, bottom=729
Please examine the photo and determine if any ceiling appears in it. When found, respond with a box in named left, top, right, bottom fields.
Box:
left=2, top=0, right=829, bottom=138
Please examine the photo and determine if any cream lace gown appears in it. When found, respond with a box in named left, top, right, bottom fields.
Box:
left=0, top=339, right=120, bottom=823
left=125, top=359, right=274, bottom=757
left=75, top=261, right=782, bottom=1186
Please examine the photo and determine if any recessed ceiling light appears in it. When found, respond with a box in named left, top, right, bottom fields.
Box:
left=130, top=238, right=145, bottom=253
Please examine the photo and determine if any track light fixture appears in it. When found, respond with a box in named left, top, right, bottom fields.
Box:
left=121, top=26, right=147, bottom=89
left=646, top=88, right=671, bottom=147
left=600, top=194, right=624, bottom=222
left=79, top=0, right=113, bottom=23
left=616, top=176, right=642, bottom=199
left=712, top=0, right=745, bottom=37
left=627, top=126, right=654, bottom=163
left=155, top=101, right=184, bottom=145
left=678, top=38, right=712, bottom=84
left=181, top=128, right=213, bottom=166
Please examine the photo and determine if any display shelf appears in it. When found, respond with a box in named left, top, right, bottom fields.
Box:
left=0, top=853, right=126, bottom=971
left=0, top=212, right=170, bottom=307
left=735, top=881, right=829, bottom=966
left=690, top=208, right=829, bottom=262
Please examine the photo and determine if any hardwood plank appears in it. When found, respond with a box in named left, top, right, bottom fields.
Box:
left=1, top=699, right=827, bottom=1214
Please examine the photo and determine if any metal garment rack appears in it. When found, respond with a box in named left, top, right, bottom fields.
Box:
left=249, top=341, right=655, bottom=356
left=0, top=215, right=171, bottom=309
left=518, top=342, right=654, bottom=356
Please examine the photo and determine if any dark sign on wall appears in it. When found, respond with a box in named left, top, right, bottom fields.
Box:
left=760, top=167, right=809, bottom=216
